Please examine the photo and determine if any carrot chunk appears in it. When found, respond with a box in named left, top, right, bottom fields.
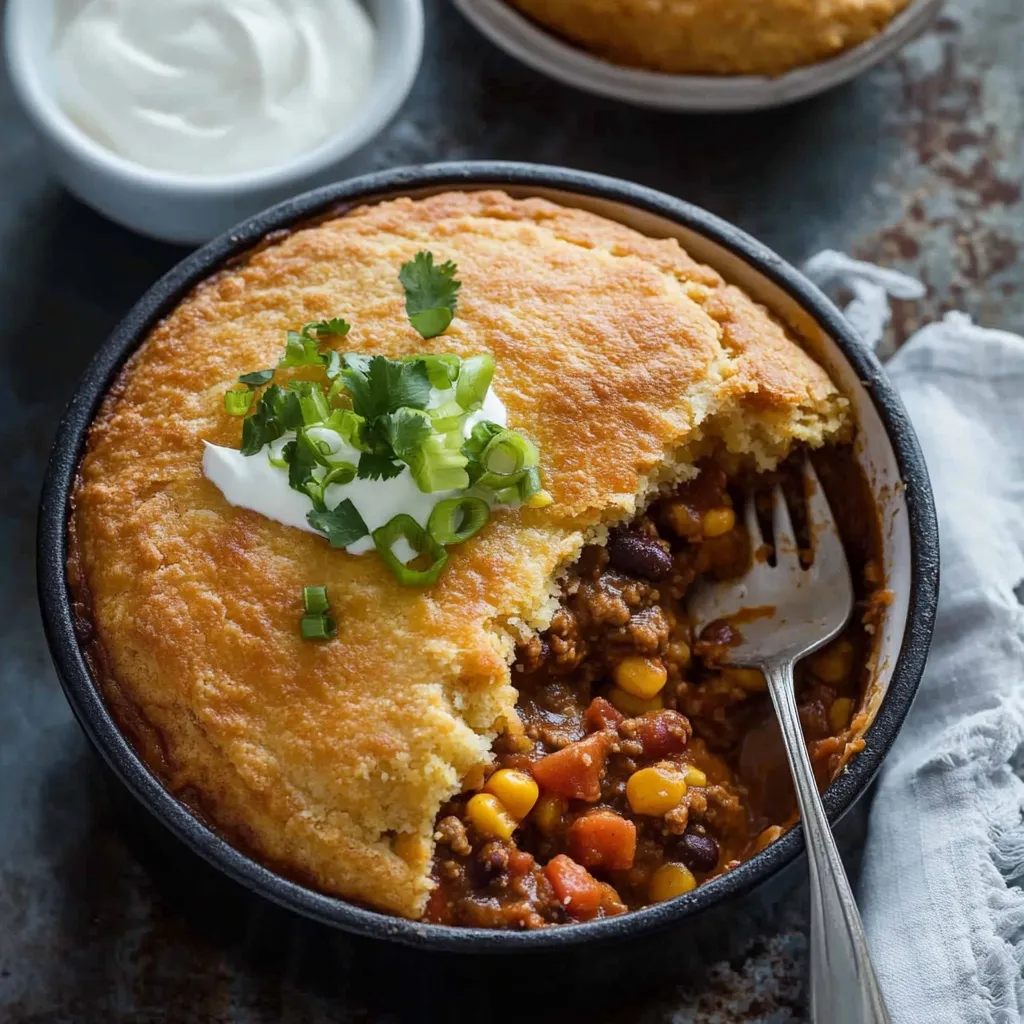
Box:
left=567, top=810, right=637, bottom=871
left=598, top=881, right=628, bottom=917
left=585, top=696, right=624, bottom=732
left=543, top=854, right=604, bottom=919
left=531, top=732, right=612, bottom=802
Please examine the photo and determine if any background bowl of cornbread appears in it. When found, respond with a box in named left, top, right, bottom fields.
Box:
left=38, top=162, right=938, bottom=956
left=451, top=0, right=944, bottom=111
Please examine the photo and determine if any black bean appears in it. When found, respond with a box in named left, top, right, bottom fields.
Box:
left=677, top=833, right=720, bottom=873
left=606, top=530, right=673, bottom=581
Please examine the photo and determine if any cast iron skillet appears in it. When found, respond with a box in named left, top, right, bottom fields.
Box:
left=37, top=162, right=940, bottom=954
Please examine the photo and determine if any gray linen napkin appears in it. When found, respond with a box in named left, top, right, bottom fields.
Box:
left=807, top=252, right=1024, bottom=1024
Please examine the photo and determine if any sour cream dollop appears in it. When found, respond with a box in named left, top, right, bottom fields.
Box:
left=53, top=0, right=376, bottom=177
left=202, top=388, right=509, bottom=561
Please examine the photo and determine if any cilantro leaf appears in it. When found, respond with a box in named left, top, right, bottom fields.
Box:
left=323, top=349, right=341, bottom=380
left=383, top=408, right=432, bottom=461
left=340, top=354, right=431, bottom=419
left=399, top=251, right=461, bottom=339
left=307, top=499, right=369, bottom=548
left=303, top=318, right=350, bottom=338
left=239, top=368, right=274, bottom=389
left=284, top=436, right=324, bottom=509
left=240, top=384, right=291, bottom=455
left=357, top=451, right=405, bottom=481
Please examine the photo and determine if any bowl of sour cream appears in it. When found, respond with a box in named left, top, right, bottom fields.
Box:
left=4, top=0, right=424, bottom=244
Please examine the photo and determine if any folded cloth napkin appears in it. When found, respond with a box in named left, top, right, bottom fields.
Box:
left=806, top=252, right=1024, bottom=1024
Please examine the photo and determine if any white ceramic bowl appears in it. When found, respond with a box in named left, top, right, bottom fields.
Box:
left=4, top=0, right=424, bottom=244
left=451, top=0, right=941, bottom=111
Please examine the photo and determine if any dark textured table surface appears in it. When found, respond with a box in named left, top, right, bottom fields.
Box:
left=2, top=1, right=1021, bottom=1021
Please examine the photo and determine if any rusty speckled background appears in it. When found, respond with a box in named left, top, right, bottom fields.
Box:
left=1, top=0, right=1021, bottom=1020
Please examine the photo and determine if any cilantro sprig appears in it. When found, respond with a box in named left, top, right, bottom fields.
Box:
left=216, top=254, right=550, bottom=595
left=399, top=251, right=461, bottom=340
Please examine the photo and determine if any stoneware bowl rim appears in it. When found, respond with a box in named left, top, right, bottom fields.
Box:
left=37, top=161, right=940, bottom=953
left=449, top=0, right=942, bottom=113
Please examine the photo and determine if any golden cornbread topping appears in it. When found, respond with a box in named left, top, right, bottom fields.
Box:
left=69, top=191, right=857, bottom=921
left=506, top=0, right=914, bottom=77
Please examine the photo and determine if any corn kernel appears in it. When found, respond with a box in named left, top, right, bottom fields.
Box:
left=701, top=506, right=736, bottom=538
left=829, top=697, right=854, bottom=734
left=667, top=640, right=692, bottom=668
left=649, top=862, right=697, bottom=903
left=723, top=667, right=767, bottom=693
left=614, top=656, right=668, bottom=699
left=626, top=764, right=688, bottom=816
left=666, top=501, right=703, bottom=540
left=754, top=825, right=783, bottom=852
left=466, top=792, right=517, bottom=841
left=525, top=489, right=554, bottom=509
left=863, top=559, right=883, bottom=585
left=532, top=792, right=567, bottom=835
left=608, top=687, right=664, bottom=716
left=484, top=769, right=539, bottom=820
left=683, top=766, right=708, bottom=788
left=811, top=638, right=854, bottom=684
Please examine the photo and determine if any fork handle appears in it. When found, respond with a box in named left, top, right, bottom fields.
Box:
left=763, top=660, right=891, bottom=1024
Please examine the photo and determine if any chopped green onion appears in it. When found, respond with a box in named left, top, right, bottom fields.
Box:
left=300, top=614, right=336, bottom=641
left=407, top=434, right=470, bottom=493
left=279, top=331, right=323, bottom=368
left=303, top=585, right=330, bottom=614
left=428, top=497, right=490, bottom=546
left=427, top=398, right=465, bottom=433
left=304, top=426, right=348, bottom=462
left=407, top=353, right=461, bottom=390
left=267, top=436, right=291, bottom=468
left=224, top=389, right=253, bottom=416
left=321, top=463, right=357, bottom=488
left=372, top=514, right=448, bottom=586
left=492, top=484, right=521, bottom=505
left=288, top=380, right=332, bottom=425
left=324, top=408, right=368, bottom=451
left=472, top=429, right=540, bottom=490
left=455, top=354, right=495, bottom=411
left=239, top=369, right=274, bottom=389
left=518, top=465, right=543, bottom=501
left=462, top=420, right=504, bottom=462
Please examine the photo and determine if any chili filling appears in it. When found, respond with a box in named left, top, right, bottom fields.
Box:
left=424, top=450, right=886, bottom=929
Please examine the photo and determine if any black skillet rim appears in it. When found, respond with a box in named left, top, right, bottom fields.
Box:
left=37, top=161, right=940, bottom=953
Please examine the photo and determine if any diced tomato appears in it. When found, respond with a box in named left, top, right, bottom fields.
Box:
left=543, top=854, right=604, bottom=920
left=567, top=810, right=637, bottom=871
left=531, top=732, right=611, bottom=802
left=507, top=848, right=536, bottom=877
left=630, top=710, right=692, bottom=757
left=585, top=696, right=624, bottom=732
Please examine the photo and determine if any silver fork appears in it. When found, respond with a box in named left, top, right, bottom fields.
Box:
left=688, top=462, right=890, bottom=1024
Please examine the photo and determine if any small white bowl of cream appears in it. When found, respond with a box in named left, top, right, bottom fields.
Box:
left=4, top=0, right=423, bottom=244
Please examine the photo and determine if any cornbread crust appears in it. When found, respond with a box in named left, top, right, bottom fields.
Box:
left=506, top=0, right=913, bottom=77
left=70, top=190, right=849, bottom=918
